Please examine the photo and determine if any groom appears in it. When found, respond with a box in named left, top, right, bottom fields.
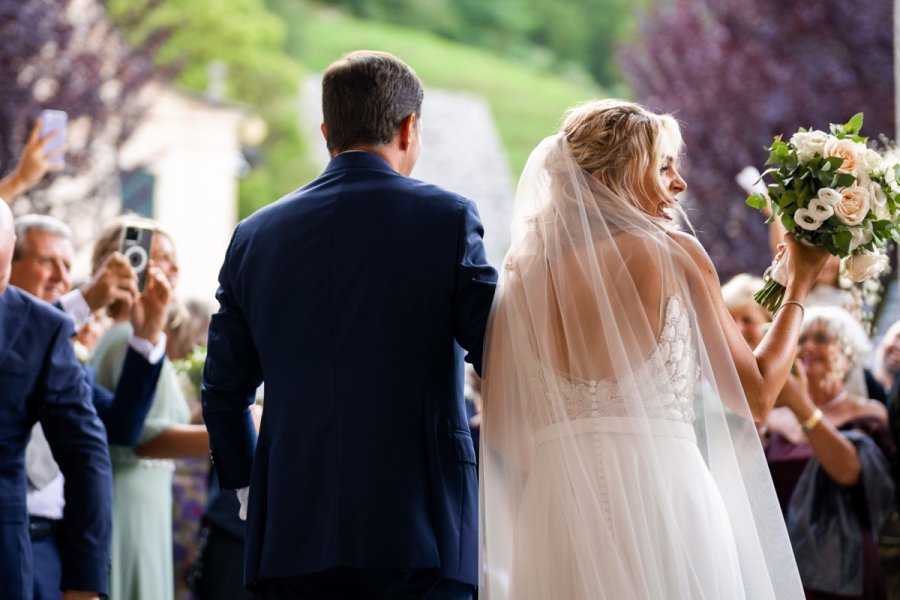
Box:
left=202, top=50, right=497, bottom=599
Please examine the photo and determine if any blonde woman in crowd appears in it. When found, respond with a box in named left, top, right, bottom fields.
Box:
left=721, top=273, right=771, bottom=348
left=90, top=216, right=209, bottom=600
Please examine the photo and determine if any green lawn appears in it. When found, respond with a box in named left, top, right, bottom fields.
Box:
left=291, top=8, right=601, bottom=175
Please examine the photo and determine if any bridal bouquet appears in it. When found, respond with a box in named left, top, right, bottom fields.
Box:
left=746, top=113, right=900, bottom=312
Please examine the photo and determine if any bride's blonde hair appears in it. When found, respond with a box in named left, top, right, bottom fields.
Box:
left=561, top=99, right=683, bottom=220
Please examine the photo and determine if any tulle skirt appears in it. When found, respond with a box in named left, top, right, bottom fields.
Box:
left=509, top=417, right=745, bottom=600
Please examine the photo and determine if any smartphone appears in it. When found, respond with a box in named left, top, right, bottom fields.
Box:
left=120, top=222, right=155, bottom=292
left=39, top=109, right=67, bottom=167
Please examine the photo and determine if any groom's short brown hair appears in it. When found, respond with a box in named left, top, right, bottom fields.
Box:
left=322, top=50, right=424, bottom=154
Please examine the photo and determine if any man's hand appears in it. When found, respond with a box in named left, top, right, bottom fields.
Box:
left=0, top=118, right=64, bottom=202
left=131, top=264, right=171, bottom=345
left=80, top=252, right=138, bottom=312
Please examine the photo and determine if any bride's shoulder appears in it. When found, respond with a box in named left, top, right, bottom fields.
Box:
left=665, top=230, right=716, bottom=277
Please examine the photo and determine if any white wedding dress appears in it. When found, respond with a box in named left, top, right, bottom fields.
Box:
left=509, top=296, right=744, bottom=599
left=480, top=134, right=804, bottom=600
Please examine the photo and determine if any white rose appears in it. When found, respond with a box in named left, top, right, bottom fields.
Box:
left=791, top=130, right=829, bottom=162
left=807, top=197, right=834, bottom=221
left=842, top=252, right=889, bottom=282
left=885, top=163, right=897, bottom=184
left=863, top=148, right=884, bottom=174
left=848, top=222, right=874, bottom=251
left=868, top=181, right=891, bottom=220
left=793, top=208, right=822, bottom=231
left=816, top=187, right=842, bottom=207
left=834, top=186, right=871, bottom=225
left=824, top=137, right=861, bottom=175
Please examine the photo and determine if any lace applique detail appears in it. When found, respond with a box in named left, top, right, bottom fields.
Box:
left=532, top=296, right=700, bottom=427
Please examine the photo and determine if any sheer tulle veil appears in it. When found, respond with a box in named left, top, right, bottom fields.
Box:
left=479, top=118, right=804, bottom=598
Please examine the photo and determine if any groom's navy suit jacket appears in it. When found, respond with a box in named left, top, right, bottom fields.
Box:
left=0, top=286, right=112, bottom=598
left=202, top=151, right=497, bottom=588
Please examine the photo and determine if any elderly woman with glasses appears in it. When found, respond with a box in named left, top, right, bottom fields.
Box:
left=764, top=305, right=895, bottom=599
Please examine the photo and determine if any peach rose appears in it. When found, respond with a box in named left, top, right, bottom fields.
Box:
left=824, top=137, right=862, bottom=175
left=834, top=186, right=870, bottom=225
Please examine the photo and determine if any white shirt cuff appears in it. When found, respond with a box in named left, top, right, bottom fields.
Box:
left=128, top=332, right=167, bottom=364
left=59, top=290, right=92, bottom=330
left=237, top=486, right=249, bottom=521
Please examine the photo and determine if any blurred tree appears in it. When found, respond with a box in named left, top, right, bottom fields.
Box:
left=620, top=0, right=894, bottom=278
left=107, top=0, right=317, bottom=217
left=0, top=0, right=164, bottom=216
left=313, top=0, right=644, bottom=89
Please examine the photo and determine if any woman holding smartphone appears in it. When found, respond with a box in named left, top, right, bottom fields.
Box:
left=90, top=216, right=209, bottom=600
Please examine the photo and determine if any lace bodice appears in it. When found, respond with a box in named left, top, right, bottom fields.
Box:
left=531, top=296, right=700, bottom=428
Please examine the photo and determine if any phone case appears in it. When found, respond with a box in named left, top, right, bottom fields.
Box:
left=39, top=109, right=67, bottom=166
left=121, top=224, right=154, bottom=292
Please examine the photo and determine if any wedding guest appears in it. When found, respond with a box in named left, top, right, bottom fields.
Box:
left=90, top=216, right=210, bottom=600
left=0, top=117, right=62, bottom=202
left=874, top=319, right=900, bottom=538
left=169, top=298, right=214, bottom=599
left=721, top=273, right=771, bottom=348
left=765, top=305, right=895, bottom=599
left=874, top=320, right=900, bottom=395
left=11, top=214, right=169, bottom=600
left=0, top=199, right=110, bottom=600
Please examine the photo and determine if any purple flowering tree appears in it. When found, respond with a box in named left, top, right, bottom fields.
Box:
left=619, top=0, right=894, bottom=279
left=0, top=0, right=168, bottom=216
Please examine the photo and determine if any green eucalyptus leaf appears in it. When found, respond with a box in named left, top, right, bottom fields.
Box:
left=835, top=173, right=857, bottom=188
left=782, top=214, right=797, bottom=231
left=746, top=194, right=767, bottom=210
left=845, top=112, right=864, bottom=133
left=779, top=190, right=797, bottom=208
left=833, top=229, right=853, bottom=253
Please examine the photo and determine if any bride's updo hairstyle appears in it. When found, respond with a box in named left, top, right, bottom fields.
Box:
left=560, top=99, right=683, bottom=219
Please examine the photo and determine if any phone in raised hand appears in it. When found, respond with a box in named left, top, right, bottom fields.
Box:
left=120, top=222, right=155, bottom=292
left=39, top=109, right=67, bottom=168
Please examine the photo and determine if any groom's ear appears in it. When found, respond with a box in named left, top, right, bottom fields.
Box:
left=398, top=114, right=417, bottom=151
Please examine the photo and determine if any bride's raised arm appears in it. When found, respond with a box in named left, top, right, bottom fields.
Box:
left=668, top=230, right=828, bottom=421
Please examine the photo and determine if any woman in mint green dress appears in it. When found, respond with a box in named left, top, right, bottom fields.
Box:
left=91, top=218, right=209, bottom=600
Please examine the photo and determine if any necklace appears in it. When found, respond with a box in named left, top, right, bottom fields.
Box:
left=820, top=389, right=849, bottom=410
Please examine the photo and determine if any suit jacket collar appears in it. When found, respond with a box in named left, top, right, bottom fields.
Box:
left=0, top=286, right=30, bottom=369
left=322, top=151, right=398, bottom=177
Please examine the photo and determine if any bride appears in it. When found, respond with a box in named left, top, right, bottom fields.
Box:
left=479, top=100, right=829, bottom=599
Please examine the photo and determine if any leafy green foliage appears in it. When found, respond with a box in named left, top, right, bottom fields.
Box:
left=280, top=6, right=599, bottom=175
left=107, top=0, right=318, bottom=217
left=309, top=0, right=647, bottom=89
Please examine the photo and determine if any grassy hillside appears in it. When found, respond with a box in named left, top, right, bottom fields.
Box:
left=286, top=6, right=601, bottom=175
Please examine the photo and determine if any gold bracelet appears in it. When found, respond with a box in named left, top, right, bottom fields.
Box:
left=801, top=408, right=824, bottom=433
left=775, top=300, right=805, bottom=319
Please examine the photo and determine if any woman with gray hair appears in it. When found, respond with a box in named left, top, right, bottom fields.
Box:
left=764, top=305, right=895, bottom=599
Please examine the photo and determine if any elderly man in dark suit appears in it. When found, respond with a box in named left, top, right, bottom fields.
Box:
left=0, top=200, right=111, bottom=600
left=203, top=51, right=497, bottom=599
left=10, top=214, right=170, bottom=599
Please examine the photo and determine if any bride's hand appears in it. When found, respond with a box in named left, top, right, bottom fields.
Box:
left=781, top=233, right=830, bottom=297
